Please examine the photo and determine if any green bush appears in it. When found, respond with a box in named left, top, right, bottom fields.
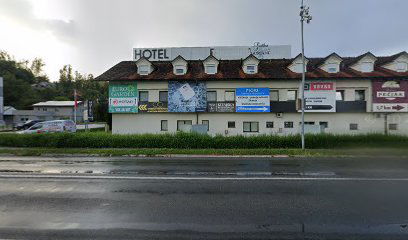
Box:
left=0, top=132, right=407, bottom=149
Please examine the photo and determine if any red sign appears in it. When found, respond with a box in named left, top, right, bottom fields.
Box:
left=310, top=82, right=334, bottom=91
left=372, top=80, right=408, bottom=103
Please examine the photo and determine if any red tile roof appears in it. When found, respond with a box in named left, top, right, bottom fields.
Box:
left=95, top=54, right=408, bottom=81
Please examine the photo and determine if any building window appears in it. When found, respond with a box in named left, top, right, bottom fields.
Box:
left=243, top=121, right=259, bottom=133
left=161, top=120, right=168, bottom=131
left=284, top=121, right=293, bottom=128
left=327, top=63, right=338, bottom=73
left=269, top=90, right=279, bottom=101
left=43, top=108, right=47, bottom=111
left=139, top=91, right=149, bottom=102
left=319, top=121, right=329, bottom=129
left=287, top=90, right=297, bottom=101
left=159, top=91, right=168, bottom=102
left=396, top=62, right=407, bottom=72
left=205, top=64, right=216, bottom=74
left=336, top=90, right=345, bottom=101
left=246, top=65, right=256, bottom=74
left=355, top=90, right=365, bottom=101
left=361, top=62, right=373, bottom=72
left=202, top=120, right=209, bottom=131
left=175, top=65, right=185, bottom=75
left=228, top=121, right=235, bottom=128
left=225, top=91, right=235, bottom=101
left=266, top=122, right=274, bottom=128
left=389, top=124, right=398, bottom=130
left=138, top=65, right=150, bottom=75
left=55, top=108, right=59, bottom=112
left=177, top=120, right=192, bottom=131
left=207, top=91, right=217, bottom=102
left=350, top=123, right=358, bottom=130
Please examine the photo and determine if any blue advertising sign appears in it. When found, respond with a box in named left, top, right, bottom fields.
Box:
left=168, top=81, right=207, bottom=112
left=236, top=88, right=270, bottom=112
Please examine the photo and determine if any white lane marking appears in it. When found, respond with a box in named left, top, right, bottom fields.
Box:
left=0, top=174, right=408, bottom=181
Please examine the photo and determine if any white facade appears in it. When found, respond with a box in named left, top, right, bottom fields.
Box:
left=111, top=79, right=408, bottom=135
left=112, top=112, right=408, bottom=135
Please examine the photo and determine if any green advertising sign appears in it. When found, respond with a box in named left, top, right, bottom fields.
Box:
left=109, top=82, right=138, bottom=113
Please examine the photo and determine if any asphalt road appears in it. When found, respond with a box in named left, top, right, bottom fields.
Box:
left=1, top=156, right=408, bottom=240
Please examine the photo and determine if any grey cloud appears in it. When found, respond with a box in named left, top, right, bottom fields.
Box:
left=0, top=0, right=77, bottom=42
left=1, top=0, right=407, bottom=79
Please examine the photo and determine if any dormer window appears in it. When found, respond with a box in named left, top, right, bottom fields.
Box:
left=135, top=57, right=153, bottom=75
left=242, top=54, right=260, bottom=74
left=294, top=63, right=306, bottom=73
left=319, top=53, right=342, bottom=73
left=361, top=62, right=373, bottom=72
left=205, top=64, right=216, bottom=74
left=327, top=63, right=338, bottom=73
left=246, top=65, right=256, bottom=74
left=138, top=65, right=150, bottom=75
left=172, top=55, right=188, bottom=75
left=203, top=54, right=219, bottom=75
left=396, top=62, right=408, bottom=72
left=288, top=54, right=308, bottom=73
left=175, top=65, right=185, bottom=75
left=350, top=52, right=376, bottom=73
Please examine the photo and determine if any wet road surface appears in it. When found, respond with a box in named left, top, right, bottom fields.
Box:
left=1, top=156, right=408, bottom=239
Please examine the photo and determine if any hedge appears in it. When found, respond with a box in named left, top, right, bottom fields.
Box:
left=0, top=132, right=407, bottom=149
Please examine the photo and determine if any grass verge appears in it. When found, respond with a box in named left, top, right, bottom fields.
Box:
left=1, top=147, right=408, bottom=157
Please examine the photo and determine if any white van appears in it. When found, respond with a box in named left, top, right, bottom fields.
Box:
left=18, top=120, right=76, bottom=134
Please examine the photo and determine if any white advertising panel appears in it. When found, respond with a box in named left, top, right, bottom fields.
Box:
left=373, top=103, right=408, bottom=112
left=302, top=81, right=336, bottom=112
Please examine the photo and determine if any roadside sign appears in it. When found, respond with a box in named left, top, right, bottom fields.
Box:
left=302, top=81, right=336, bottom=112
left=372, top=80, right=408, bottom=112
left=109, top=83, right=138, bottom=113
left=236, top=88, right=270, bottom=112
left=207, top=102, right=235, bottom=112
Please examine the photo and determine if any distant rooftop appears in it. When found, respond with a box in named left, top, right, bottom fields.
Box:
left=33, top=101, right=82, bottom=107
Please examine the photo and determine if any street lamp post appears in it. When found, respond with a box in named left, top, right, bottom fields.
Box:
left=300, top=0, right=312, bottom=150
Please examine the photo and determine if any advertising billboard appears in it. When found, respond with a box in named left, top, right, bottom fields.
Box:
left=207, top=102, right=235, bottom=112
left=138, top=102, right=168, bottom=112
left=303, top=81, right=336, bottom=112
left=372, top=80, right=408, bottom=112
left=168, top=81, right=207, bottom=112
left=236, top=88, right=270, bottom=112
left=109, top=82, right=138, bottom=113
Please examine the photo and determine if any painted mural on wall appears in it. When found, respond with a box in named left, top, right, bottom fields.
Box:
left=168, top=81, right=207, bottom=112
left=372, top=80, right=408, bottom=112
left=109, top=82, right=138, bottom=113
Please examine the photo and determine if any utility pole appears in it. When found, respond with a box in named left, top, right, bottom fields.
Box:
left=300, top=0, right=312, bottom=150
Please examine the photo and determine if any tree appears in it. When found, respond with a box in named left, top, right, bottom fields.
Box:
left=30, top=58, right=46, bottom=79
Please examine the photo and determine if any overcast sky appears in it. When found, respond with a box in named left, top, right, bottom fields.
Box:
left=0, top=0, right=407, bottom=81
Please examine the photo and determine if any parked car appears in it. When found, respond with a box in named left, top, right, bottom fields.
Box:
left=15, top=120, right=43, bottom=130
left=17, top=120, right=76, bottom=134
